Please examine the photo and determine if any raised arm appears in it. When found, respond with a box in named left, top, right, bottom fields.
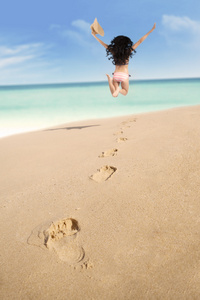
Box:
left=132, top=23, right=156, bottom=51
left=91, top=29, right=108, bottom=49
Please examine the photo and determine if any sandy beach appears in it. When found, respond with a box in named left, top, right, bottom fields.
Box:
left=1, top=105, right=200, bottom=299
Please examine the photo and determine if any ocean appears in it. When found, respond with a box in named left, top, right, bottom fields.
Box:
left=0, top=78, right=199, bottom=138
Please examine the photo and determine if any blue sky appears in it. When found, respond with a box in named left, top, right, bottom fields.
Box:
left=0, top=0, right=200, bottom=85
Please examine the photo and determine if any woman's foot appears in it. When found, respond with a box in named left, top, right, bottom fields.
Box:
left=106, top=74, right=114, bottom=86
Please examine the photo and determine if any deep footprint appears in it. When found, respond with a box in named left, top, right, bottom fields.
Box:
left=44, top=218, right=79, bottom=247
left=99, top=148, right=118, bottom=157
left=28, top=218, right=85, bottom=265
left=90, top=165, right=117, bottom=182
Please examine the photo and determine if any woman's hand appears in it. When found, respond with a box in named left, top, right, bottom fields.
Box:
left=152, top=23, right=156, bottom=31
left=91, top=28, right=97, bottom=36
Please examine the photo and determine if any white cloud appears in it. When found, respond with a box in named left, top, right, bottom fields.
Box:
left=0, top=55, right=34, bottom=68
left=62, top=29, right=91, bottom=48
left=56, top=19, right=95, bottom=47
left=71, top=19, right=90, bottom=35
left=162, top=15, right=200, bottom=33
left=0, top=43, right=45, bottom=69
left=0, top=43, right=43, bottom=56
left=161, top=15, right=200, bottom=50
left=50, top=19, right=91, bottom=41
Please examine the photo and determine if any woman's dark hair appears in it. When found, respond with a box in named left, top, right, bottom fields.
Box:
left=106, top=35, right=136, bottom=65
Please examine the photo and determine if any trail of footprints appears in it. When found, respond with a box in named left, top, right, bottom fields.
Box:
left=90, top=117, right=137, bottom=183
left=28, top=117, right=136, bottom=267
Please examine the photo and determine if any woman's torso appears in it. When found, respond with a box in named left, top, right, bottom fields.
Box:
left=114, top=63, right=129, bottom=74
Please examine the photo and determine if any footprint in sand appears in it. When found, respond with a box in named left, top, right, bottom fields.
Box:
left=90, top=165, right=117, bottom=182
left=116, top=137, right=128, bottom=143
left=114, top=130, right=123, bottom=135
left=44, top=218, right=85, bottom=264
left=121, top=118, right=137, bottom=126
left=121, top=121, right=128, bottom=126
left=28, top=218, right=85, bottom=265
left=99, top=148, right=118, bottom=158
left=130, top=118, right=137, bottom=122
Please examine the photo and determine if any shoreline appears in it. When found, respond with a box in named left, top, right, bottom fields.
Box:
left=1, top=104, right=199, bottom=140
left=1, top=105, right=200, bottom=299
left=1, top=77, right=199, bottom=140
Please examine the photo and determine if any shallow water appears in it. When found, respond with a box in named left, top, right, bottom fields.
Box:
left=0, top=78, right=199, bottom=138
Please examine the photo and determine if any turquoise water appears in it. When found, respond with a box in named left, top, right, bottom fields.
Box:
left=0, top=78, right=200, bottom=138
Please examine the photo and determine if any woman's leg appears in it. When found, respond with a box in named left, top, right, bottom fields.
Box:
left=120, top=79, right=129, bottom=96
left=106, top=74, right=120, bottom=97
left=112, top=79, right=120, bottom=97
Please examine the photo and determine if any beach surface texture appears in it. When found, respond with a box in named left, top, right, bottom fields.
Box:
left=1, top=105, right=200, bottom=299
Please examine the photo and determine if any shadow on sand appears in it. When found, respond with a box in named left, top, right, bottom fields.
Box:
left=44, top=125, right=100, bottom=132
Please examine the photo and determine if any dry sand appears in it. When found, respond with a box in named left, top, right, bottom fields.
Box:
left=1, top=105, right=200, bottom=299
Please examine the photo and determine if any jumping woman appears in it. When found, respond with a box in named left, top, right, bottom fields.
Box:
left=91, top=23, right=156, bottom=97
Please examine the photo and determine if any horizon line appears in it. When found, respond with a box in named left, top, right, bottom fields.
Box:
left=0, top=76, right=199, bottom=88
